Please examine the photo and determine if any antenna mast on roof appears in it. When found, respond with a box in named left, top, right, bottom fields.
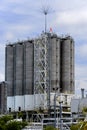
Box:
left=40, top=5, right=53, bottom=33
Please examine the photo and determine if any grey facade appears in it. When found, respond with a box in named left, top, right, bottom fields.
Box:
left=5, top=33, right=74, bottom=97
left=0, top=82, right=7, bottom=114
left=51, top=35, right=74, bottom=94
left=5, top=41, right=34, bottom=96
left=34, top=33, right=74, bottom=94
left=60, top=36, right=74, bottom=93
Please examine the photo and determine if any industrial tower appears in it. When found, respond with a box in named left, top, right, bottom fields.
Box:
left=5, top=32, right=74, bottom=112
left=34, top=32, right=74, bottom=110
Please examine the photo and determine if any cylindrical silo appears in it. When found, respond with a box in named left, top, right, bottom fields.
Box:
left=50, top=35, right=61, bottom=92
left=61, top=36, right=72, bottom=93
left=5, top=45, right=14, bottom=96
left=70, top=38, right=74, bottom=93
left=15, top=43, right=24, bottom=95
left=56, top=38, right=61, bottom=92
left=24, top=41, right=34, bottom=95
left=51, top=36, right=57, bottom=91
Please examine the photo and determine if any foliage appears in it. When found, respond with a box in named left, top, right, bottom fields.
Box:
left=18, top=112, right=23, bottom=118
left=0, top=115, right=13, bottom=123
left=82, top=107, right=87, bottom=114
left=84, top=123, right=87, bottom=130
left=44, top=125, right=58, bottom=130
left=0, top=115, right=28, bottom=130
left=6, top=121, right=27, bottom=130
left=6, top=121, right=22, bottom=130
left=70, top=123, right=81, bottom=130
left=70, top=121, right=87, bottom=130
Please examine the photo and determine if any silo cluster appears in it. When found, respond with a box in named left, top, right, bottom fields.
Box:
left=34, top=33, right=74, bottom=95
left=5, top=41, right=34, bottom=97
left=5, top=33, right=74, bottom=111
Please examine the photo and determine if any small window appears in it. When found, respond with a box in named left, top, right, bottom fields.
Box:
left=9, top=108, right=11, bottom=112
left=18, top=107, right=21, bottom=111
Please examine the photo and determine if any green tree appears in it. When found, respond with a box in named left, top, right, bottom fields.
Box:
left=84, top=123, right=87, bottom=130
left=0, top=115, right=27, bottom=130
left=6, top=121, right=21, bottom=130
left=6, top=121, right=27, bottom=130
left=6, top=120, right=28, bottom=130
left=70, top=121, right=87, bottom=130
left=44, top=125, right=58, bottom=130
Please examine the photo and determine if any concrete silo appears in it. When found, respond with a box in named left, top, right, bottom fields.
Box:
left=70, top=38, right=74, bottom=93
left=61, top=36, right=74, bottom=94
left=50, top=35, right=61, bottom=92
left=15, top=43, right=24, bottom=95
left=5, top=44, right=14, bottom=96
left=6, top=40, right=34, bottom=112
left=0, top=82, right=7, bottom=114
left=56, top=37, right=61, bottom=92
left=24, top=41, right=34, bottom=95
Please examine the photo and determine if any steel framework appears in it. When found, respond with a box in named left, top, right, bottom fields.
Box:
left=34, top=33, right=50, bottom=109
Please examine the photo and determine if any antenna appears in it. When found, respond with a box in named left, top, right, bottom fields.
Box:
left=40, top=5, right=54, bottom=33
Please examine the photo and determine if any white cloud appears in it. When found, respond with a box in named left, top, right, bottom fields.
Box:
left=75, top=79, right=87, bottom=97
left=76, top=44, right=87, bottom=58
left=76, top=80, right=87, bottom=90
left=10, top=24, right=33, bottom=32
left=56, top=9, right=87, bottom=25
left=75, top=64, right=87, bottom=96
left=5, top=32, right=14, bottom=41
left=0, top=44, right=5, bottom=55
left=0, top=73, right=4, bottom=82
left=2, top=24, right=34, bottom=42
left=75, top=65, right=87, bottom=80
left=50, top=5, right=87, bottom=38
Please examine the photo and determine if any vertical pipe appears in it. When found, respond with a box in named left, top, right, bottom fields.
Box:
left=5, top=47, right=7, bottom=82
left=81, top=88, right=84, bottom=98
left=54, top=93, right=56, bottom=128
left=56, top=38, right=61, bottom=93
left=71, top=39, right=75, bottom=93
left=45, top=14, right=47, bottom=33
left=48, top=34, right=51, bottom=113
left=59, top=101, right=63, bottom=130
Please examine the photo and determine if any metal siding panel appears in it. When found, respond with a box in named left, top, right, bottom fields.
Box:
left=14, top=95, right=24, bottom=111
left=7, top=96, right=14, bottom=111
left=25, top=95, right=34, bottom=110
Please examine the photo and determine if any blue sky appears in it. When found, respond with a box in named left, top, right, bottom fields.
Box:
left=0, top=0, right=87, bottom=96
